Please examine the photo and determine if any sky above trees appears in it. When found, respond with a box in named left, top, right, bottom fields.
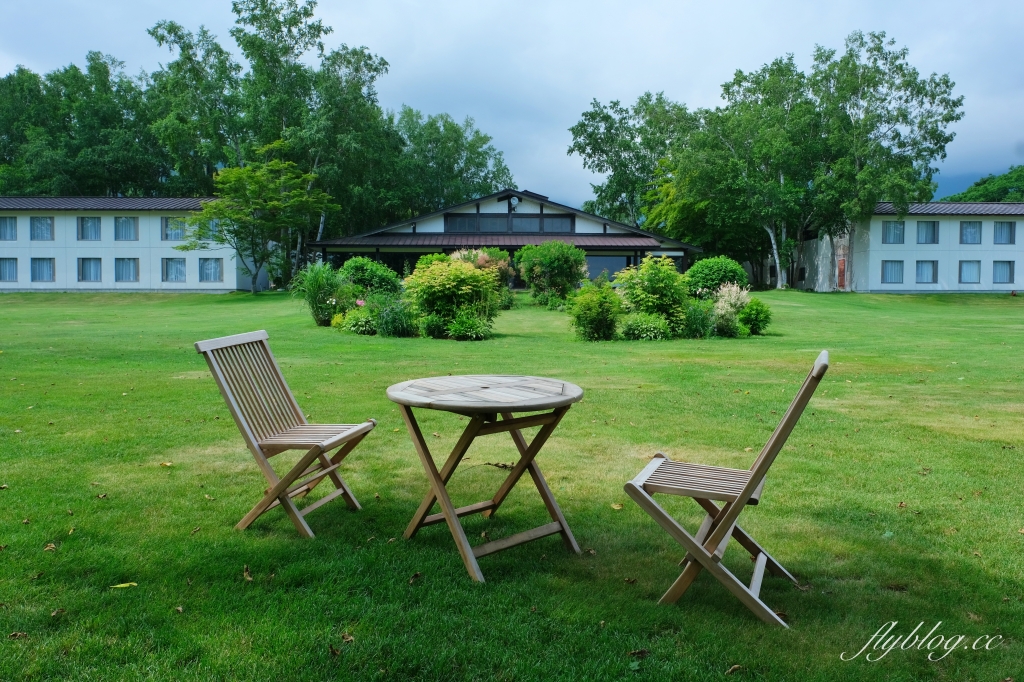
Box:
left=1, top=0, right=1022, bottom=207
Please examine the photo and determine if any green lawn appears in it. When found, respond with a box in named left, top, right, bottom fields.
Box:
left=1, top=291, right=1022, bottom=681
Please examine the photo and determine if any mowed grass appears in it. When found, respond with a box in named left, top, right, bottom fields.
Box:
left=1, top=290, right=1022, bottom=681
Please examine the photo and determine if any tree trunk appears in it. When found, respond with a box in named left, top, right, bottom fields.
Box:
left=827, top=232, right=837, bottom=292
left=764, top=225, right=783, bottom=289
left=250, top=264, right=259, bottom=294
left=315, top=211, right=326, bottom=242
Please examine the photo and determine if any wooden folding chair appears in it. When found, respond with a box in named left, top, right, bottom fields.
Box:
left=195, top=330, right=376, bottom=538
left=624, top=350, right=829, bottom=627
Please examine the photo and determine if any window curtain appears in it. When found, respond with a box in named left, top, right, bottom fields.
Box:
left=0, top=258, right=16, bottom=281
left=882, top=221, right=904, bottom=244
left=960, top=221, right=981, bottom=244
left=915, top=261, right=937, bottom=283
left=162, top=218, right=185, bottom=241
left=199, top=258, right=222, bottom=282
left=31, top=258, right=54, bottom=281
left=0, top=217, right=16, bottom=240
left=30, top=217, right=53, bottom=240
left=543, top=216, right=572, bottom=233
left=115, top=217, right=138, bottom=241
left=78, top=217, right=101, bottom=240
left=993, top=261, right=1014, bottom=284
left=78, top=258, right=101, bottom=282
left=959, top=260, right=981, bottom=283
left=916, top=221, right=938, bottom=244
left=478, top=216, right=507, bottom=232
left=115, top=258, right=139, bottom=282
left=994, top=222, right=1016, bottom=245
left=162, top=258, right=186, bottom=282
left=881, top=260, right=904, bottom=283
left=511, top=216, right=541, bottom=232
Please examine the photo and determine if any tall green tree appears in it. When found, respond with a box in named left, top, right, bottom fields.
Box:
left=941, top=165, right=1024, bottom=202
left=568, top=92, right=692, bottom=226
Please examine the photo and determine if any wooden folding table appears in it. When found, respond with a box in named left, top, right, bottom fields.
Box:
left=387, top=375, right=583, bottom=582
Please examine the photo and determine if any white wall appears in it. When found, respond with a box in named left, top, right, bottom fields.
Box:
left=0, top=211, right=241, bottom=292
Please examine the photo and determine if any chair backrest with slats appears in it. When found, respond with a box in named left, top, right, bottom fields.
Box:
left=195, top=330, right=304, bottom=448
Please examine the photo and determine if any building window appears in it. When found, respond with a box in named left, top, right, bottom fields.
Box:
left=511, top=216, right=541, bottom=232
left=993, top=261, right=1015, bottom=284
left=960, top=221, right=982, bottom=244
left=798, top=266, right=806, bottom=282
left=915, top=260, right=938, bottom=284
left=161, top=217, right=186, bottom=241
left=78, top=258, right=102, bottom=282
left=162, top=258, right=186, bottom=282
left=115, top=258, right=139, bottom=282
left=199, top=258, right=223, bottom=282
left=478, top=215, right=507, bottom=232
left=447, top=215, right=476, bottom=232
left=0, top=217, right=15, bottom=240
left=77, top=217, right=101, bottom=241
left=30, top=217, right=54, bottom=241
left=31, top=258, right=55, bottom=282
left=881, top=260, right=904, bottom=284
left=959, top=260, right=981, bottom=283
left=916, top=221, right=939, bottom=244
left=115, top=217, right=139, bottom=241
left=544, top=216, right=572, bottom=232
left=882, top=221, right=904, bottom=244
left=0, top=258, right=16, bottom=282
left=994, top=221, right=1016, bottom=245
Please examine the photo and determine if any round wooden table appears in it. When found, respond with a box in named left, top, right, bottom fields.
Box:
left=387, top=375, right=583, bottom=582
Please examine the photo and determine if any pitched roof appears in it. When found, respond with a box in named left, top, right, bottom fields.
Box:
left=316, top=234, right=670, bottom=249
left=876, top=202, right=1024, bottom=216
left=0, top=197, right=209, bottom=211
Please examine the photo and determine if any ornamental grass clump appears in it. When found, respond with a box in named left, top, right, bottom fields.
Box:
left=290, top=261, right=341, bottom=326
left=713, top=282, right=752, bottom=337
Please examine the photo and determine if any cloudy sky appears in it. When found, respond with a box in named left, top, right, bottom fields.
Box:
left=2, top=0, right=1022, bottom=207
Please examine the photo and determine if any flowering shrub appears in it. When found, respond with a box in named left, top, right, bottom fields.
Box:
left=403, top=259, right=497, bottom=340
left=622, top=312, right=670, bottom=340
left=451, top=247, right=515, bottom=309
left=343, top=306, right=376, bottom=335
left=685, top=256, right=749, bottom=298
left=514, top=241, right=588, bottom=299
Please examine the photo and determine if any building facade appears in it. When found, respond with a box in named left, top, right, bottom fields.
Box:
left=0, top=197, right=263, bottom=293
left=311, top=189, right=698, bottom=277
left=793, top=202, right=1024, bottom=293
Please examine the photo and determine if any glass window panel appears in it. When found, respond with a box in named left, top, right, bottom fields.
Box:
left=0, top=258, right=16, bottom=281
left=960, top=221, right=981, bottom=244
left=31, top=258, right=54, bottom=282
left=199, top=258, right=223, bottom=282
left=959, top=260, right=981, bottom=283
left=446, top=214, right=477, bottom=232
left=916, top=221, right=938, bottom=244
left=77, top=217, right=101, bottom=241
left=511, top=216, right=541, bottom=232
left=78, top=258, right=101, bottom=282
left=162, top=258, right=186, bottom=282
left=881, top=260, right=904, bottom=283
left=994, top=221, right=1016, bottom=244
left=993, top=261, right=1014, bottom=284
left=161, top=217, right=186, bottom=241
left=115, top=258, right=139, bottom=282
left=114, top=217, right=138, bottom=241
left=30, top=217, right=53, bottom=241
left=882, top=221, right=904, bottom=244
left=543, top=215, right=572, bottom=232
left=0, top=217, right=16, bottom=240
left=478, top=215, right=507, bottom=232
left=915, top=260, right=937, bottom=283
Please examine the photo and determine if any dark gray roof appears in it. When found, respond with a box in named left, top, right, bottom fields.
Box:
left=318, top=233, right=670, bottom=250
left=876, top=202, right=1024, bottom=216
left=0, top=197, right=210, bottom=211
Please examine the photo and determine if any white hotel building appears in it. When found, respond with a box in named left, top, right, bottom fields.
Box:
left=796, top=202, right=1024, bottom=293
left=0, top=197, right=263, bottom=292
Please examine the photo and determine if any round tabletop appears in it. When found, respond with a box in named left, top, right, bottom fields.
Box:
left=386, top=375, right=583, bottom=413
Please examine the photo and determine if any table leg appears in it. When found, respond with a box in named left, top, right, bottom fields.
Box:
left=485, top=407, right=567, bottom=517
left=398, top=405, right=485, bottom=582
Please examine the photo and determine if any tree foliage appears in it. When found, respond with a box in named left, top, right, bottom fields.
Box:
left=941, top=165, right=1024, bottom=203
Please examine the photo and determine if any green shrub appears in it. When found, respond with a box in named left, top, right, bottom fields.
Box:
left=404, top=259, right=498, bottom=322
left=369, top=294, right=418, bottom=338
left=340, top=257, right=402, bottom=294
left=622, top=312, right=670, bottom=340
left=532, top=291, right=550, bottom=307
left=420, top=314, right=449, bottom=339
left=714, top=308, right=741, bottom=338
left=330, top=312, right=346, bottom=329
left=546, top=296, right=567, bottom=311
left=343, top=306, right=376, bottom=335
left=739, top=298, right=772, bottom=335
left=685, top=256, right=749, bottom=298
left=496, top=287, right=515, bottom=310
left=415, top=253, right=449, bottom=271
left=681, top=299, right=715, bottom=339
left=446, top=310, right=492, bottom=341
left=569, top=280, right=619, bottom=341
left=514, top=241, right=588, bottom=298
left=614, top=256, right=688, bottom=317
left=290, top=261, right=341, bottom=326
left=333, top=282, right=363, bottom=314
left=452, top=248, right=514, bottom=290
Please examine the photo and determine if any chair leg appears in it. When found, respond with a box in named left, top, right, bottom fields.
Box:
left=694, top=498, right=796, bottom=583
left=280, top=494, right=315, bottom=538
left=660, top=559, right=702, bottom=604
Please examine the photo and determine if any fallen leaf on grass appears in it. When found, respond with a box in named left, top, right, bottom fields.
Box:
left=484, top=462, right=513, bottom=470
left=774, top=611, right=789, bottom=621
left=374, top=493, right=381, bottom=500
left=744, top=447, right=753, bottom=452
left=96, top=494, right=107, bottom=499
left=624, top=578, right=637, bottom=585
left=586, top=548, right=597, bottom=556
left=30, top=572, right=42, bottom=580
left=408, top=572, right=422, bottom=584
left=8, top=632, right=27, bottom=640
left=973, top=551, right=982, bottom=557
left=530, top=606, right=537, bottom=612
left=392, top=428, right=399, bottom=432
left=1018, top=528, right=1024, bottom=535
left=432, top=432, right=440, bottom=438
left=967, top=612, right=981, bottom=622
left=68, top=528, right=75, bottom=535
left=204, top=495, right=215, bottom=501
left=329, top=644, right=340, bottom=656
left=897, top=501, right=906, bottom=509
left=387, top=538, right=395, bottom=543
left=0, top=545, right=7, bottom=551
left=109, top=583, right=137, bottom=589
left=342, top=633, right=354, bottom=644
left=885, top=583, right=908, bottom=592
left=175, top=606, right=183, bottom=613
left=51, top=609, right=65, bottom=617
left=160, top=462, right=173, bottom=467
left=726, top=664, right=743, bottom=675
left=190, top=527, right=200, bottom=535
left=795, top=583, right=811, bottom=591
left=0, top=484, right=7, bottom=490
left=14, top=430, right=22, bottom=433
left=628, top=649, right=649, bottom=658
left=480, top=532, right=489, bottom=540
left=43, top=543, right=56, bottom=552
left=90, top=482, right=99, bottom=486
left=243, top=566, right=253, bottom=582
left=67, top=510, right=73, bottom=516
left=610, top=503, right=623, bottom=510
left=599, top=620, right=605, bottom=628
left=22, top=519, right=29, bottom=524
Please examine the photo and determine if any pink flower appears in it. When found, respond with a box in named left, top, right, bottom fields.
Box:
left=356, top=299, right=365, bottom=306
